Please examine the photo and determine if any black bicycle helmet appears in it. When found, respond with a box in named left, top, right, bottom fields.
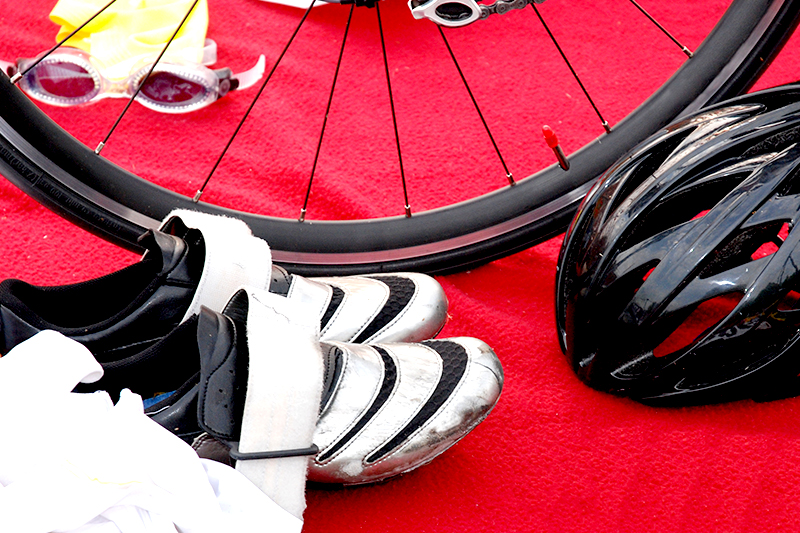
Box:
left=556, top=84, right=800, bottom=406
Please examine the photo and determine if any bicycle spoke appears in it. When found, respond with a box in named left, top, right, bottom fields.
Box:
left=300, top=3, right=355, bottom=223
left=376, top=2, right=411, bottom=218
left=628, top=0, right=693, bottom=58
left=95, top=0, right=200, bottom=154
left=530, top=3, right=611, bottom=134
left=10, top=0, right=120, bottom=84
left=437, top=26, right=515, bottom=187
left=194, top=0, right=319, bottom=202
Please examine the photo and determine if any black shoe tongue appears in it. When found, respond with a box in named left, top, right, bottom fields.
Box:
left=196, top=306, right=249, bottom=441
left=221, top=288, right=249, bottom=324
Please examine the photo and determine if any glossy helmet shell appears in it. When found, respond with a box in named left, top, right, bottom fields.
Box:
left=556, top=85, right=800, bottom=406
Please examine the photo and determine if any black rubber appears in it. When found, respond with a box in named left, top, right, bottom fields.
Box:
left=0, top=0, right=798, bottom=275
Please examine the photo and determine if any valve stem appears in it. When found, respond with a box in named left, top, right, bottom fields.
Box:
left=542, top=125, right=569, bottom=171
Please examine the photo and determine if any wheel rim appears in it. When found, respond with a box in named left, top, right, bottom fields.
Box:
left=0, top=0, right=797, bottom=274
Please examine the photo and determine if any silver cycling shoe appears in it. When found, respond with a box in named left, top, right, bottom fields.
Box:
left=309, top=337, right=504, bottom=484
left=163, top=209, right=450, bottom=345
left=271, top=266, right=449, bottom=344
left=189, top=288, right=502, bottom=485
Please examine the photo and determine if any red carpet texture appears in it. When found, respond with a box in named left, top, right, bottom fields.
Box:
left=3, top=1, right=800, bottom=531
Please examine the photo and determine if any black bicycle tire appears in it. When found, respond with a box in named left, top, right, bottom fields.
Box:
left=0, top=0, right=798, bottom=275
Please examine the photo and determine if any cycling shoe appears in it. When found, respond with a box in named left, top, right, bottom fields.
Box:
left=0, top=212, right=448, bottom=360
left=168, top=209, right=449, bottom=344
left=307, top=336, right=503, bottom=484
left=269, top=266, right=448, bottom=344
left=88, top=286, right=503, bottom=485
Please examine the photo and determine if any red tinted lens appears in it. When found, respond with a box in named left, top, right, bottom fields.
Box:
left=140, top=71, right=207, bottom=105
left=33, top=61, right=96, bottom=99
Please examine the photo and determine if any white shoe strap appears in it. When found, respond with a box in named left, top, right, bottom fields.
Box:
left=162, top=210, right=273, bottom=321
left=286, top=274, right=333, bottom=322
left=234, top=287, right=323, bottom=520
left=314, top=276, right=389, bottom=341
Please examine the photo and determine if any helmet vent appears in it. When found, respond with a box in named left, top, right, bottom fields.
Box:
left=622, top=178, right=744, bottom=264
left=652, top=292, right=743, bottom=359
left=606, top=132, right=693, bottom=217
left=695, top=222, right=788, bottom=280
left=749, top=222, right=789, bottom=261
left=777, top=290, right=800, bottom=312
left=751, top=241, right=780, bottom=261
left=742, top=124, right=800, bottom=159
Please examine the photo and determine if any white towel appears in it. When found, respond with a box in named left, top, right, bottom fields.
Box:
left=0, top=331, right=302, bottom=533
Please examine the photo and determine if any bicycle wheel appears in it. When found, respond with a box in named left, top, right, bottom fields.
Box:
left=0, top=0, right=798, bottom=275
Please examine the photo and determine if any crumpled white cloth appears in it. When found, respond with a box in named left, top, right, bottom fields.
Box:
left=0, top=330, right=303, bottom=533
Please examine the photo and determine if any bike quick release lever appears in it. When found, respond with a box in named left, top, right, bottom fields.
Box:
left=408, top=0, right=546, bottom=28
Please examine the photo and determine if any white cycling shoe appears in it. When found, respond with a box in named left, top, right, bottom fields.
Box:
left=271, top=265, right=449, bottom=344
left=188, top=286, right=503, bottom=486
left=162, top=209, right=450, bottom=345
left=309, top=337, right=503, bottom=484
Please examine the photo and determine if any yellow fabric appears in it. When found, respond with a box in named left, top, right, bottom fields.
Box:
left=49, top=0, right=209, bottom=80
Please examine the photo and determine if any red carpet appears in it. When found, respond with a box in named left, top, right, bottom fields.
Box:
left=3, top=1, right=800, bottom=531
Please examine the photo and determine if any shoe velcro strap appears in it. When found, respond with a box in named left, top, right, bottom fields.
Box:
left=161, top=210, right=273, bottom=321
left=234, top=287, right=323, bottom=520
left=314, top=276, right=390, bottom=341
left=284, top=274, right=333, bottom=321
